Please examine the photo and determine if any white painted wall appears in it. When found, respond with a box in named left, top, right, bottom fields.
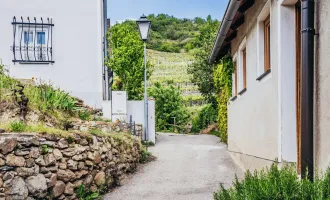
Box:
left=102, top=100, right=156, bottom=144
left=0, top=0, right=104, bottom=108
left=228, top=0, right=297, bottom=163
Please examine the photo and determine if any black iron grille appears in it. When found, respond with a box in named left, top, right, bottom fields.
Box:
left=11, top=16, right=54, bottom=64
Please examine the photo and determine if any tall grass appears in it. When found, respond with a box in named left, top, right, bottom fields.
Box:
left=24, top=83, right=78, bottom=113
left=214, top=163, right=330, bottom=200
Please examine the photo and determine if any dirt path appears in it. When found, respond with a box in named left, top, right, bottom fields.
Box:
left=103, top=133, right=242, bottom=200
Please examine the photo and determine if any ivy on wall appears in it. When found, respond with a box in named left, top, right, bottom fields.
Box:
left=213, top=56, right=234, bottom=143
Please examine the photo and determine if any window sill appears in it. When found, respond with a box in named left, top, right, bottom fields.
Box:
left=13, top=60, right=55, bottom=65
left=256, top=69, right=271, bottom=81
left=238, top=88, right=247, bottom=95
left=230, top=96, right=237, bottom=102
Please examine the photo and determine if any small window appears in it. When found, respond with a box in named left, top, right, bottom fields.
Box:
left=264, top=15, right=271, bottom=71
left=234, top=62, right=238, bottom=96
left=243, top=48, right=247, bottom=89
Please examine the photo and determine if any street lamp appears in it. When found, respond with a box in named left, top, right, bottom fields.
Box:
left=137, top=15, right=151, bottom=143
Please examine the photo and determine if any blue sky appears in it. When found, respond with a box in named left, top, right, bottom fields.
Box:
left=108, top=0, right=228, bottom=24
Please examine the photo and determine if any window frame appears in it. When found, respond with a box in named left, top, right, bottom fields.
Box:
left=264, top=15, right=271, bottom=72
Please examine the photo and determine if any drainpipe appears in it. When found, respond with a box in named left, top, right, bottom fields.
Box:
left=103, top=0, right=110, bottom=100
left=301, top=0, right=315, bottom=181
left=209, top=0, right=241, bottom=63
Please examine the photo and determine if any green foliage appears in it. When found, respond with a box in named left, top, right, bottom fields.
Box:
left=214, top=163, right=330, bottom=200
left=139, top=146, right=152, bottom=164
left=9, top=120, right=26, bottom=132
left=24, top=83, right=78, bottom=113
left=79, top=110, right=91, bottom=121
left=90, top=128, right=103, bottom=136
left=107, top=21, right=152, bottom=100
left=41, top=144, right=51, bottom=155
left=0, top=62, right=19, bottom=101
left=76, top=185, right=100, bottom=200
left=191, top=104, right=217, bottom=133
left=187, top=18, right=220, bottom=103
left=141, top=140, right=155, bottom=147
left=213, top=57, right=234, bottom=143
left=148, top=82, right=189, bottom=131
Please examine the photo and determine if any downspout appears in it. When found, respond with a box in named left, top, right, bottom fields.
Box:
left=301, top=0, right=315, bottom=181
left=103, top=0, right=110, bottom=100
left=209, top=0, right=241, bottom=63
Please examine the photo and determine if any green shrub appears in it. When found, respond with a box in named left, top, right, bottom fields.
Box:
left=79, top=110, right=91, bottom=121
left=191, top=104, right=217, bottom=133
left=139, top=147, right=152, bottom=164
left=148, top=82, right=189, bottom=132
left=41, top=144, right=51, bottom=155
left=24, top=83, right=78, bottom=113
left=10, top=121, right=26, bottom=132
left=214, top=163, right=330, bottom=200
left=90, top=128, right=103, bottom=136
left=76, top=184, right=99, bottom=200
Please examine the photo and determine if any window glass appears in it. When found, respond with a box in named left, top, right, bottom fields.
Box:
left=37, top=32, right=45, bottom=44
left=24, top=31, right=33, bottom=44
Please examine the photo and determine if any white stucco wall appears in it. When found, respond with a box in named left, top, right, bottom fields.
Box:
left=315, top=0, right=330, bottom=173
left=0, top=0, right=104, bottom=108
left=228, top=0, right=297, bottom=164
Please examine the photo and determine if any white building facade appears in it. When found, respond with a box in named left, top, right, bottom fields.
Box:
left=0, top=0, right=110, bottom=108
left=210, top=0, right=330, bottom=174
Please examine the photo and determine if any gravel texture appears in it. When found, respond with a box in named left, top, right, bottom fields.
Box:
left=104, top=133, right=242, bottom=200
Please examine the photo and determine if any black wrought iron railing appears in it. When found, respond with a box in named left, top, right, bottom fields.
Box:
left=11, top=16, right=54, bottom=64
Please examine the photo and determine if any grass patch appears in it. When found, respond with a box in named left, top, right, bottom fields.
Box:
left=9, top=120, right=26, bottom=132
left=214, top=163, right=330, bottom=200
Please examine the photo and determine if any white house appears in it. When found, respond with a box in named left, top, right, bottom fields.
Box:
left=0, top=0, right=111, bottom=108
left=210, top=0, right=330, bottom=178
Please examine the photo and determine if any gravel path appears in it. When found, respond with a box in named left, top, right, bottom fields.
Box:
left=103, top=133, right=242, bottom=200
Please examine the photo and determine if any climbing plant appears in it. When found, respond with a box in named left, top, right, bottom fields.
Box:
left=213, top=56, right=234, bottom=143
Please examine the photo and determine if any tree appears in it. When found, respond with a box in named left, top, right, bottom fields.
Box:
left=187, top=17, right=220, bottom=104
left=107, top=21, right=152, bottom=100
left=148, top=83, right=189, bottom=131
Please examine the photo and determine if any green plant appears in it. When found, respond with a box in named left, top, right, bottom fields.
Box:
left=141, top=140, right=155, bottom=147
left=214, top=163, right=330, bottom=200
left=139, top=147, right=152, bottom=164
left=107, top=21, right=153, bottom=100
left=41, top=144, right=51, bottom=155
left=148, top=82, right=189, bottom=131
left=213, top=56, right=234, bottom=143
left=191, top=104, right=217, bottom=133
left=90, top=128, right=103, bottom=136
left=9, top=120, right=26, bottom=132
left=67, top=136, right=75, bottom=144
left=76, top=185, right=99, bottom=200
left=79, top=110, right=91, bottom=121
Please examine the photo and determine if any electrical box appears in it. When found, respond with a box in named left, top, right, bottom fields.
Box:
left=111, top=91, right=128, bottom=122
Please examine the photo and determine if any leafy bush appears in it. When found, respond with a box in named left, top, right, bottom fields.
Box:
left=139, top=147, right=152, bottom=164
left=213, top=57, right=234, bottom=143
left=76, top=184, right=99, bottom=200
left=79, top=110, right=91, bottom=121
left=148, top=82, right=189, bottom=132
left=191, top=104, right=217, bottom=133
left=214, top=163, right=330, bottom=200
left=90, top=128, right=103, bottom=136
left=24, top=83, right=78, bottom=113
left=10, top=120, right=26, bottom=132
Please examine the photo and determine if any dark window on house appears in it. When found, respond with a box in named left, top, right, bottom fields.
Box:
left=264, top=15, right=271, bottom=71
left=243, top=48, right=247, bottom=89
left=11, top=16, right=54, bottom=64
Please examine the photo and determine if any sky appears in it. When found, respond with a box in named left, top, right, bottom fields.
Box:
left=108, top=0, right=228, bottom=25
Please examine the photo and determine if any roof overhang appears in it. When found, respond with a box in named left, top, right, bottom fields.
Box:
left=209, top=0, right=255, bottom=63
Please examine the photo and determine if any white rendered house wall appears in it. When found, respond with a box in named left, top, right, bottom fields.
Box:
left=0, top=0, right=104, bottom=108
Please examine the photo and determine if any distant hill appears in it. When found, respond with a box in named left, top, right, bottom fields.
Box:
left=118, top=14, right=219, bottom=53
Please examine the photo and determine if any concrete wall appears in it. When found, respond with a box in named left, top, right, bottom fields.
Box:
left=228, top=0, right=298, bottom=166
left=0, top=0, right=104, bottom=108
left=102, top=100, right=156, bottom=144
left=315, top=0, right=330, bottom=173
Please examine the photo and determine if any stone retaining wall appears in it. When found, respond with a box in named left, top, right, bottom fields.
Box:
left=71, top=120, right=143, bottom=139
left=0, top=132, right=141, bottom=199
